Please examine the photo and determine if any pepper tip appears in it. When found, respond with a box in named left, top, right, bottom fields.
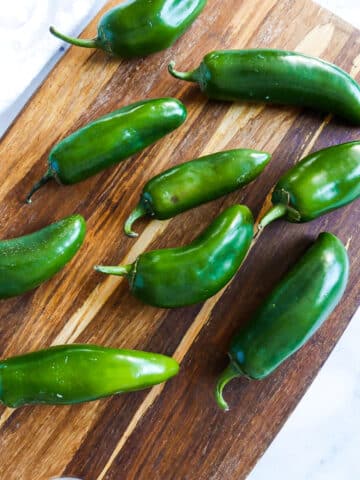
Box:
left=214, top=362, right=241, bottom=411
left=168, top=61, right=179, bottom=78
left=125, top=230, right=139, bottom=238
left=25, top=171, right=53, bottom=204
left=124, top=203, right=148, bottom=238
left=215, top=388, right=230, bottom=411
left=167, top=61, right=196, bottom=82
left=49, top=25, right=98, bottom=49
left=94, top=264, right=132, bottom=277
left=124, top=220, right=139, bottom=238
left=258, top=203, right=289, bottom=230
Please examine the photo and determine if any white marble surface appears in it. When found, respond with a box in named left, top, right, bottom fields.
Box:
left=0, top=2, right=359, bottom=480
left=248, top=308, right=360, bottom=480
left=0, top=0, right=108, bottom=136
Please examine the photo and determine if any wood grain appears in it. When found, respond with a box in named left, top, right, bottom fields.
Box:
left=0, top=0, right=359, bottom=479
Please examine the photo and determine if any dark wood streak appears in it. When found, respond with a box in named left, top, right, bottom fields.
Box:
left=0, top=0, right=359, bottom=479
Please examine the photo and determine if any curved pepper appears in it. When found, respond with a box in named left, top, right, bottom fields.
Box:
left=0, top=344, right=179, bottom=407
left=26, top=98, right=187, bottom=202
left=125, top=148, right=270, bottom=237
left=169, top=49, right=360, bottom=123
left=259, top=141, right=360, bottom=229
left=0, top=215, right=86, bottom=298
left=215, top=232, right=349, bottom=411
left=96, top=205, right=253, bottom=308
left=50, top=0, right=206, bottom=58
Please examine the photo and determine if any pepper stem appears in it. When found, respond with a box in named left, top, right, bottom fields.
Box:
left=168, top=61, right=199, bottom=83
left=214, top=362, right=241, bottom=411
left=258, top=203, right=288, bottom=230
left=26, top=171, right=53, bottom=204
left=50, top=26, right=98, bottom=49
left=94, top=264, right=132, bottom=276
left=124, top=203, right=148, bottom=238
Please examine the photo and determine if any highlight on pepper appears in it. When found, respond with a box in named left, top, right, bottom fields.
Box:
left=0, top=344, right=179, bottom=408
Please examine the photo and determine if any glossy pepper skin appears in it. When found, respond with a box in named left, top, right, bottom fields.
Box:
left=50, top=0, right=206, bottom=58
left=0, top=215, right=86, bottom=298
left=215, top=232, right=349, bottom=411
left=169, top=49, right=360, bottom=124
left=26, top=98, right=187, bottom=202
left=259, top=141, right=360, bottom=230
left=124, top=148, right=270, bottom=237
left=96, top=205, right=253, bottom=308
left=0, top=344, right=179, bottom=407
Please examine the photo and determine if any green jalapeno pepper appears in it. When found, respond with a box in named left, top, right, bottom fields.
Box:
left=124, top=148, right=270, bottom=237
left=95, top=205, right=253, bottom=308
left=26, top=98, right=187, bottom=203
left=259, top=141, right=360, bottom=230
left=0, top=215, right=86, bottom=299
left=50, top=0, right=206, bottom=58
left=0, top=344, right=179, bottom=408
left=215, top=232, right=349, bottom=411
left=169, top=49, right=360, bottom=123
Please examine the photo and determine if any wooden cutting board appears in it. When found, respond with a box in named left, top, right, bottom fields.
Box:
left=0, top=0, right=359, bottom=478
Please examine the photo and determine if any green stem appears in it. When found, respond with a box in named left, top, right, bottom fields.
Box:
left=50, top=26, right=98, bottom=49
left=26, top=171, right=53, bottom=204
left=124, top=203, right=148, bottom=238
left=94, top=264, right=132, bottom=276
left=214, top=362, right=241, bottom=411
left=258, top=203, right=288, bottom=230
left=168, top=61, right=199, bottom=83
